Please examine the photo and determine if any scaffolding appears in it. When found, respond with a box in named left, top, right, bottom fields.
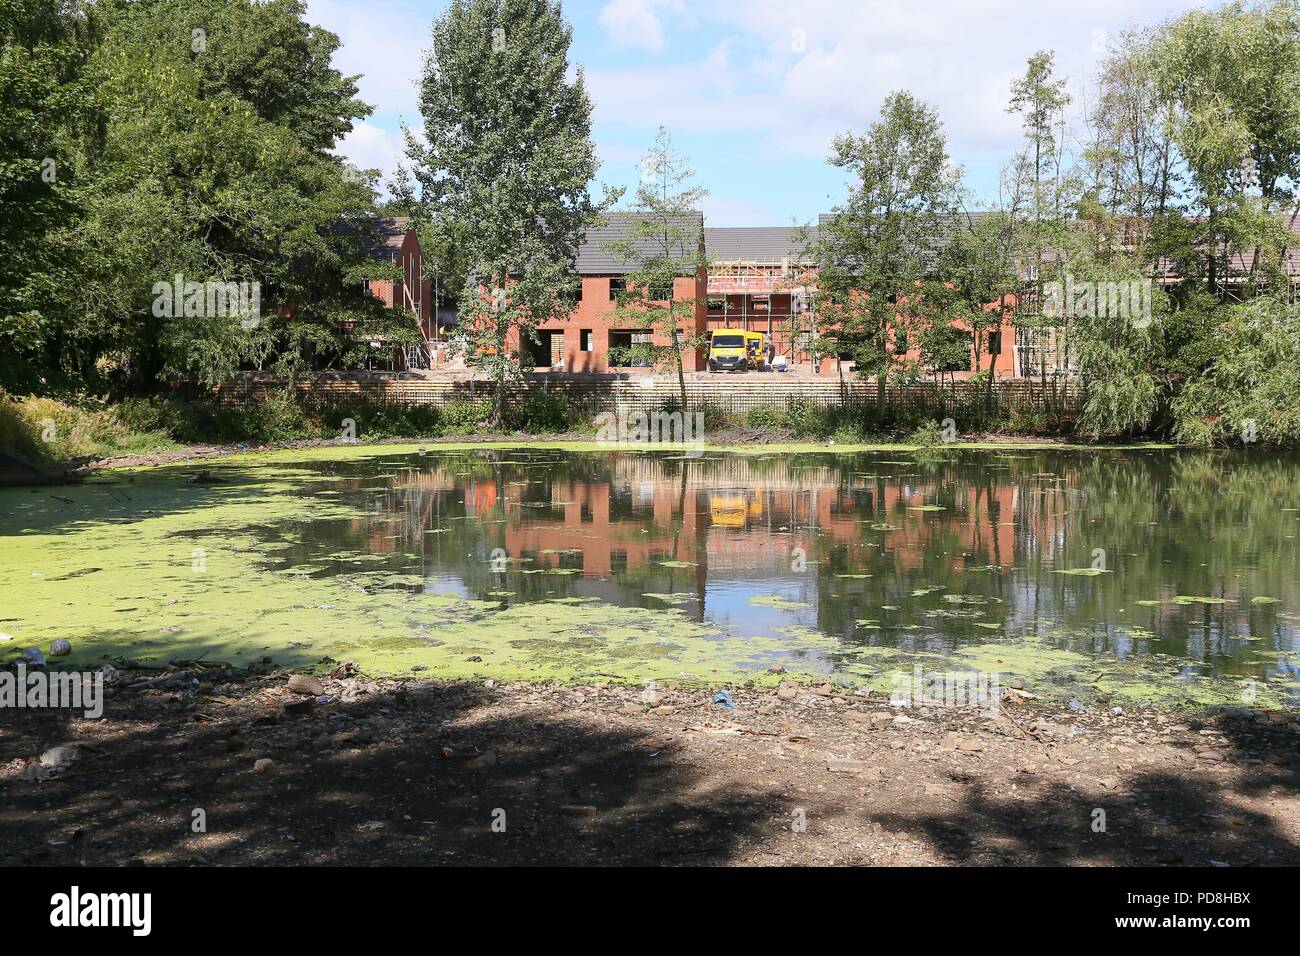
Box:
left=708, top=259, right=818, bottom=367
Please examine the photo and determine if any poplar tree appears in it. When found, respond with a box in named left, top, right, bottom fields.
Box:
left=815, top=91, right=957, bottom=420
left=408, top=0, right=617, bottom=427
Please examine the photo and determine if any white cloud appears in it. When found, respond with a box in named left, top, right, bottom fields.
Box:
left=700, top=193, right=789, bottom=227
left=593, top=0, right=1206, bottom=161
left=306, top=0, right=426, bottom=123
left=334, top=121, right=403, bottom=181
left=598, top=0, right=687, bottom=52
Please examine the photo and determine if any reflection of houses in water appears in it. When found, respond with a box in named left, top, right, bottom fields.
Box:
left=504, top=477, right=699, bottom=576
left=361, top=456, right=1080, bottom=579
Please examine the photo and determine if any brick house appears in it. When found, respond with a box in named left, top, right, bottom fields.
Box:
left=355, top=216, right=436, bottom=369
left=431, top=210, right=1300, bottom=380
left=519, top=213, right=1020, bottom=379
left=523, top=212, right=709, bottom=374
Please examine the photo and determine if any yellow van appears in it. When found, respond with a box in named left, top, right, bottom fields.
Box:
left=708, top=330, right=765, bottom=372
left=710, top=493, right=764, bottom=528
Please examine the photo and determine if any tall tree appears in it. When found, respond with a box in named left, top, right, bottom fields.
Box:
left=1082, top=27, right=1182, bottom=232
left=1007, top=51, right=1074, bottom=399
left=408, top=0, right=618, bottom=427
left=1150, top=0, right=1300, bottom=296
left=4, top=0, right=396, bottom=395
left=927, top=208, right=1021, bottom=402
left=1008, top=50, right=1072, bottom=224
left=0, top=0, right=94, bottom=394
left=815, top=91, right=957, bottom=418
left=605, top=126, right=707, bottom=419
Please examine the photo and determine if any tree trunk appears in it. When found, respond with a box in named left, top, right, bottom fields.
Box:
left=674, top=328, right=688, bottom=421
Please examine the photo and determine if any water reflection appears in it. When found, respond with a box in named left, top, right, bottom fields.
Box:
left=272, top=447, right=1300, bottom=687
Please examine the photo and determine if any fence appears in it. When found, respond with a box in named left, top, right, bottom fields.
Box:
left=212, top=373, right=1083, bottom=425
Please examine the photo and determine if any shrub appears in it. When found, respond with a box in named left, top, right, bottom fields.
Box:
left=908, top=420, right=945, bottom=447
left=438, top=399, right=493, bottom=435
left=694, top=400, right=732, bottom=432
left=0, top=394, right=178, bottom=463
left=745, top=406, right=784, bottom=429
left=316, top=400, right=442, bottom=441
left=831, top=422, right=867, bottom=444
left=215, top=393, right=313, bottom=444
left=783, top=399, right=832, bottom=438
left=506, top=392, right=574, bottom=433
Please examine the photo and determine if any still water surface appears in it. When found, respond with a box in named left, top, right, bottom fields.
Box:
left=3, top=445, right=1298, bottom=705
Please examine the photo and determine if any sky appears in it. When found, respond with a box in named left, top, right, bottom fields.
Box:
left=306, top=0, right=1210, bottom=227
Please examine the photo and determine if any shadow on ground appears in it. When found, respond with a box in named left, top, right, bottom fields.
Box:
left=868, top=712, right=1300, bottom=865
left=2, top=681, right=781, bottom=866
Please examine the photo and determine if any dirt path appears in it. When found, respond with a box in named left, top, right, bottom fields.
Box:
left=3, top=664, right=1297, bottom=866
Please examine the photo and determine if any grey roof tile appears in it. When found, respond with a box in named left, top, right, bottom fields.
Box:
left=575, top=211, right=704, bottom=273
left=704, top=226, right=817, bottom=261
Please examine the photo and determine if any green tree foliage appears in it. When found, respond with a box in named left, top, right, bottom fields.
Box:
left=605, top=126, right=707, bottom=417
left=814, top=91, right=957, bottom=415
left=408, top=0, right=617, bottom=427
left=1, top=0, right=405, bottom=395
left=0, top=0, right=95, bottom=394
left=1172, top=296, right=1300, bottom=445
left=1148, top=0, right=1300, bottom=298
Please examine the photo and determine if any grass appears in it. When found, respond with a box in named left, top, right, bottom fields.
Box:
left=0, top=388, right=1178, bottom=471
left=0, top=393, right=178, bottom=467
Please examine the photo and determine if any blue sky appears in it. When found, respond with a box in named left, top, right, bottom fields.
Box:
left=307, top=0, right=1208, bottom=226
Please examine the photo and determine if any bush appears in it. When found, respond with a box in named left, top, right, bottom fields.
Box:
left=217, top=394, right=313, bottom=444
left=694, top=400, right=733, bottom=432
left=314, top=400, right=441, bottom=441
left=506, top=392, right=574, bottom=433
left=745, top=406, right=784, bottom=429
left=907, top=420, right=945, bottom=447
left=438, top=399, right=493, bottom=435
left=783, top=399, right=832, bottom=438
left=0, top=393, right=178, bottom=464
left=831, top=422, right=867, bottom=444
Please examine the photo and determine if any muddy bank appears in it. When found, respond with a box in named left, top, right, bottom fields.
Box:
left=3, top=662, right=1297, bottom=866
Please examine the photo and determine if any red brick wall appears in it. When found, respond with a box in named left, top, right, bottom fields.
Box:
left=529, top=272, right=709, bottom=373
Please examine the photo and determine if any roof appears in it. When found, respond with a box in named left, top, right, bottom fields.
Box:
left=704, top=226, right=816, bottom=262
left=575, top=211, right=704, bottom=274
left=339, top=216, right=412, bottom=261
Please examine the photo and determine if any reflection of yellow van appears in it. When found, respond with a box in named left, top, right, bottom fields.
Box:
left=710, top=494, right=764, bottom=528
left=708, top=330, right=765, bottom=372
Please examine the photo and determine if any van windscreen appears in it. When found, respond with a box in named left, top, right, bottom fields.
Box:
left=712, top=335, right=744, bottom=348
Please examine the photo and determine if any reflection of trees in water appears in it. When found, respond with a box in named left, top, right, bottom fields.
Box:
left=813, top=449, right=1300, bottom=678
left=285, top=447, right=1300, bottom=677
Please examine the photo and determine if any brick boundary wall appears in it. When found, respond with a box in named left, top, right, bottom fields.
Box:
left=212, top=374, right=1084, bottom=423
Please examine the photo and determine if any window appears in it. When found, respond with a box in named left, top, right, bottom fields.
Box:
left=580, top=330, right=593, bottom=352
left=609, top=329, right=653, bottom=366
left=609, top=277, right=625, bottom=300
left=987, top=330, right=1002, bottom=356
left=573, top=277, right=583, bottom=303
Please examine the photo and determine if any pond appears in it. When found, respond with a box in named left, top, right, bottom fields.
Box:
left=3, top=443, right=1299, bottom=708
